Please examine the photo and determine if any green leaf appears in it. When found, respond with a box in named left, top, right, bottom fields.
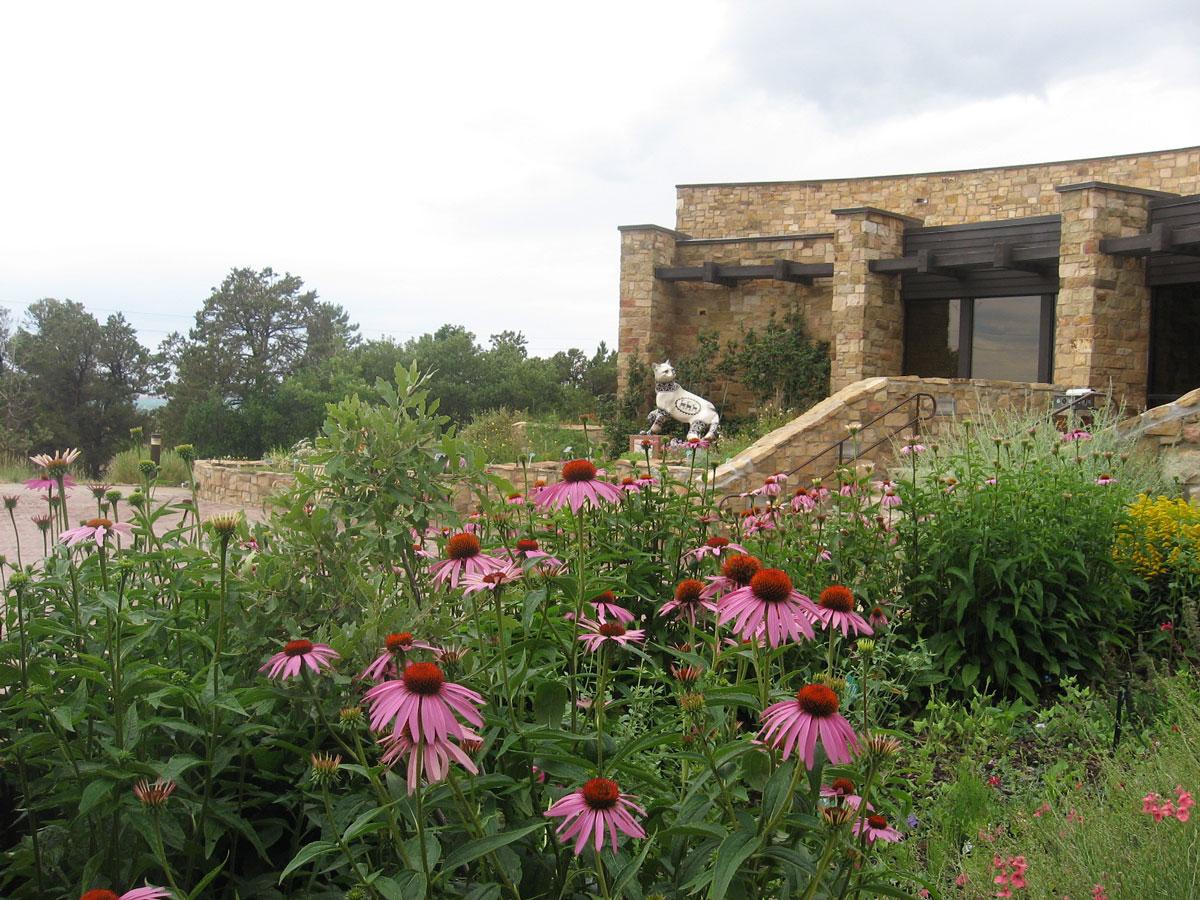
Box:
left=610, top=833, right=654, bottom=897
left=532, top=680, right=568, bottom=727
left=342, top=806, right=386, bottom=843
left=707, top=827, right=761, bottom=899
left=441, top=821, right=546, bottom=870
left=78, top=779, right=113, bottom=816
left=278, top=840, right=338, bottom=882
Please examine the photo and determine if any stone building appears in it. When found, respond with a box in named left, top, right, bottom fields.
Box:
left=618, top=145, right=1200, bottom=416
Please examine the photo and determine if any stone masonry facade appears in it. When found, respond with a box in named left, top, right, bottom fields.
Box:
left=619, top=146, right=1200, bottom=414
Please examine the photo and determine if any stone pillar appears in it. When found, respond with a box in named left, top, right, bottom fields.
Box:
left=617, top=224, right=681, bottom=393
left=1054, top=182, right=1160, bottom=409
left=830, top=207, right=921, bottom=392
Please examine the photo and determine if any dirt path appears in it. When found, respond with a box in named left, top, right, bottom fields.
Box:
left=0, top=482, right=269, bottom=566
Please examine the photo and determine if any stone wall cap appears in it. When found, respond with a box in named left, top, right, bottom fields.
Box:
left=676, top=232, right=834, bottom=245
left=830, top=206, right=925, bottom=226
left=1054, top=181, right=1178, bottom=198
left=674, top=145, right=1200, bottom=190
left=618, top=223, right=690, bottom=239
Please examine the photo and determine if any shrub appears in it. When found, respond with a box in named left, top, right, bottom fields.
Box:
left=104, top=447, right=191, bottom=485
left=460, top=406, right=528, bottom=462
left=903, top=408, right=1156, bottom=701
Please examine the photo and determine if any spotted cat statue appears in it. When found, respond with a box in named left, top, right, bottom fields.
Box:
left=643, top=361, right=720, bottom=440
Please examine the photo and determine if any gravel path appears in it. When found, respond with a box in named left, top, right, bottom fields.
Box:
left=0, top=482, right=268, bottom=566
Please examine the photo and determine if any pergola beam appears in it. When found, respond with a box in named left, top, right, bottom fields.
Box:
left=1100, top=223, right=1200, bottom=258
left=868, top=241, right=1059, bottom=275
left=654, top=260, right=834, bottom=285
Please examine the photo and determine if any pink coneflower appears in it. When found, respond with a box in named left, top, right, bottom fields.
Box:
left=460, top=564, right=524, bottom=595
left=636, top=474, right=658, bottom=487
left=577, top=618, right=646, bottom=652
left=758, top=683, right=859, bottom=768
left=659, top=578, right=717, bottom=626
left=260, top=639, right=340, bottom=680
left=791, top=488, right=817, bottom=511
left=741, top=512, right=777, bottom=536
left=510, top=537, right=565, bottom=569
left=1062, top=429, right=1093, bottom=442
left=821, top=777, right=866, bottom=810
left=31, top=447, right=81, bottom=472
left=535, top=459, right=624, bottom=513
left=379, top=728, right=481, bottom=794
left=1092, top=884, right=1109, bottom=900
left=867, top=605, right=889, bottom=628
left=504, top=491, right=525, bottom=506
left=60, top=517, right=134, bottom=546
left=618, top=476, right=644, bottom=493
left=755, top=473, right=787, bottom=497
left=364, top=662, right=484, bottom=745
left=27, top=474, right=77, bottom=491
left=588, top=590, right=635, bottom=624
left=880, top=487, right=902, bottom=508
left=899, top=442, right=926, bottom=455
left=810, top=480, right=830, bottom=501
left=983, top=477, right=998, bottom=487
left=359, top=632, right=435, bottom=681
left=853, top=813, right=902, bottom=844
left=132, top=778, right=176, bottom=808
left=686, top=535, right=749, bottom=561
left=1095, top=473, right=1116, bottom=486
left=80, top=889, right=171, bottom=900
left=544, top=777, right=647, bottom=855
left=429, top=532, right=504, bottom=588
left=814, top=585, right=874, bottom=638
left=701, top=553, right=762, bottom=600
left=716, top=568, right=817, bottom=647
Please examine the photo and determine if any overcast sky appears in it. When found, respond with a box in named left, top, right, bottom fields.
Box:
left=2, top=1, right=1198, bottom=357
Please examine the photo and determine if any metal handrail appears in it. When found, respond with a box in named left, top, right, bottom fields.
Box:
left=718, top=392, right=937, bottom=507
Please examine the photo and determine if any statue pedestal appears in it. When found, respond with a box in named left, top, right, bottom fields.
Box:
left=628, top=434, right=664, bottom=458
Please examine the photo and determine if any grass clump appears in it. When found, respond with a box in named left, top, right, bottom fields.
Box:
left=105, top=447, right=190, bottom=485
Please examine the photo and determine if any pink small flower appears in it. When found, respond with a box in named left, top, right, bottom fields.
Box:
left=899, top=443, right=926, bottom=455
left=1161, top=621, right=1175, bottom=632
left=1092, top=884, right=1109, bottom=900
left=880, top=487, right=902, bottom=508
left=531, top=764, right=546, bottom=783
left=359, top=632, right=434, bottom=682
left=260, top=639, right=340, bottom=680
left=853, top=813, right=902, bottom=844
left=544, top=777, right=646, bottom=856
left=460, top=564, right=524, bottom=595
left=61, top=517, right=134, bottom=546
left=1095, top=473, right=1116, bottom=486
left=535, top=459, right=624, bottom=513
left=987, top=774, right=1002, bottom=789
left=955, top=872, right=970, bottom=887
left=758, top=683, right=858, bottom=769
left=686, top=535, right=749, bottom=560
left=1062, top=429, right=1092, bottom=442
left=80, top=889, right=171, bottom=900
left=814, top=585, right=874, bottom=638
left=378, top=729, right=480, bottom=794
left=428, top=532, right=504, bottom=589
left=659, top=579, right=717, bottom=626
left=576, top=618, right=646, bottom=652
left=588, top=591, right=636, bottom=624
left=1066, top=807, right=1083, bottom=825
left=1033, top=802, right=1051, bottom=818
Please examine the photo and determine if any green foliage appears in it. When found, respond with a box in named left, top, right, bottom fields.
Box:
left=904, top=408, right=1156, bottom=702
left=105, top=448, right=191, bottom=485
left=460, top=407, right=528, bottom=463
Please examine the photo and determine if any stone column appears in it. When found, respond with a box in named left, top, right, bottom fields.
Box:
left=617, top=224, right=681, bottom=393
left=830, top=207, right=921, bottom=392
left=1054, top=182, right=1161, bottom=409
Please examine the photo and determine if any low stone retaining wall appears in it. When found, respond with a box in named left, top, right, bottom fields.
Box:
left=1117, top=387, right=1200, bottom=501
left=712, top=376, right=1063, bottom=497
left=193, top=460, right=297, bottom=510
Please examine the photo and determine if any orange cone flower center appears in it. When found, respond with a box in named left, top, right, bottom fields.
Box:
left=867, top=814, right=888, bottom=829
left=446, top=532, right=481, bottom=560
left=705, top=536, right=729, bottom=548
left=385, top=632, right=413, bottom=653
left=284, top=639, right=314, bottom=657
left=598, top=622, right=627, bottom=638
left=403, top=662, right=445, bottom=696
left=592, top=590, right=617, bottom=605
left=674, top=579, right=704, bottom=604
left=819, top=585, right=855, bottom=613
left=561, top=459, right=597, bottom=483
left=81, top=891, right=121, bottom=900
left=831, top=777, right=856, bottom=795
left=516, top=539, right=540, bottom=552
left=582, top=777, right=620, bottom=810
left=796, top=683, right=839, bottom=717
left=722, top=554, right=762, bottom=586
left=84, top=517, right=113, bottom=529
left=621, top=476, right=636, bottom=485
left=750, top=569, right=793, bottom=604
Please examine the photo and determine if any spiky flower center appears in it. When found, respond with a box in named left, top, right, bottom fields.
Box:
left=516, top=538, right=540, bottom=553
left=385, top=632, right=413, bottom=653
left=84, top=517, right=113, bottom=529
left=750, top=569, right=793, bottom=604
left=81, top=892, right=121, bottom=900
left=403, top=662, right=445, bottom=696
left=867, top=814, right=888, bottom=829
left=796, top=683, right=839, bottom=717
left=284, top=639, right=314, bottom=657
left=831, top=777, right=856, bottom=795
left=794, top=487, right=808, bottom=497
left=705, top=536, right=729, bottom=548
left=593, top=590, right=618, bottom=605
left=506, top=492, right=523, bottom=500
left=870, top=606, right=885, bottom=619
left=674, top=579, right=704, bottom=604
left=582, top=777, right=620, bottom=810
left=722, top=554, right=761, bottom=586
left=561, top=459, right=598, bottom=483
left=621, top=476, right=636, bottom=486
left=446, top=532, right=481, bottom=560
left=598, top=622, right=626, bottom=638
left=819, top=585, right=855, bottom=613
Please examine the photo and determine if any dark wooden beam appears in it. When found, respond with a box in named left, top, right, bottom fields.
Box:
left=869, top=241, right=1059, bottom=275
left=1100, top=223, right=1200, bottom=257
left=916, top=249, right=956, bottom=278
left=654, top=261, right=833, bottom=283
left=993, top=241, right=1056, bottom=273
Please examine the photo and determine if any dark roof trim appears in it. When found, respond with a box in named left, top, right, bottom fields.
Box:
left=1054, top=181, right=1177, bottom=198
left=1150, top=192, right=1200, bottom=210
left=655, top=260, right=834, bottom=285
left=907, top=214, right=1061, bottom=235
left=617, top=224, right=690, bottom=239
left=831, top=206, right=925, bottom=226
left=677, top=232, right=834, bottom=246
left=674, top=145, right=1200, bottom=190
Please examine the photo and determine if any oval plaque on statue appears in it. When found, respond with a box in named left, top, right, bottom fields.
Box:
left=674, top=397, right=701, bottom=416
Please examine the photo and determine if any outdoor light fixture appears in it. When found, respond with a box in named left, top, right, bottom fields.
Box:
left=150, top=432, right=163, bottom=464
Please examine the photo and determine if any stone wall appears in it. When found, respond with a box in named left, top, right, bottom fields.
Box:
left=1117, top=387, right=1200, bottom=502
left=676, top=146, right=1200, bottom=237
left=194, top=460, right=297, bottom=510
left=712, top=375, right=1063, bottom=498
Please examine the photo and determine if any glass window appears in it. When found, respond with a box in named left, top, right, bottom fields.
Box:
left=971, top=296, right=1043, bottom=382
left=1150, top=284, right=1200, bottom=405
left=904, top=299, right=960, bottom=378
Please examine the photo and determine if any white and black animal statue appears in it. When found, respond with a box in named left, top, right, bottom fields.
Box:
left=643, top=361, right=720, bottom=440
